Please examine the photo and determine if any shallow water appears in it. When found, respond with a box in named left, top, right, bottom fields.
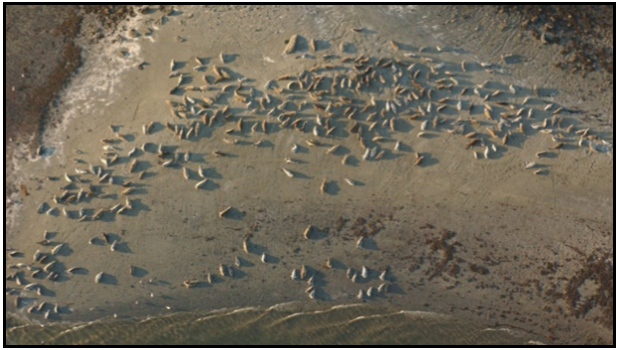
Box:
left=6, top=303, right=540, bottom=345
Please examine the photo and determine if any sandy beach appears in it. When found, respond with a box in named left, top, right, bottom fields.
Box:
left=5, top=5, right=613, bottom=345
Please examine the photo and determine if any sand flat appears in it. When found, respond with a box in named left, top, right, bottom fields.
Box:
left=5, top=5, right=613, bottom=344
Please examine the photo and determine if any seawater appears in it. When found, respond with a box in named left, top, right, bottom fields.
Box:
left=6, top=303, right=540, bottom=345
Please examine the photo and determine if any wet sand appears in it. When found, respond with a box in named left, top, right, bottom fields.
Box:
left=5, top=5, right=614, bottom=345
left=5, top=5, right=80, bottom=200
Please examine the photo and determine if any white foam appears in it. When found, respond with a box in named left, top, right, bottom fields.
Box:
left=346, top=313, right=396, bottom=323
left=386, top=5, right=418, bottom=17
left=482, top=327, right=514, bottom=334
left=330, top=303, right=365, bottom=311
left=54, top=322, right=95, bottom=338
left=42, top=13, right=145, bottom=162
left=267, top=303, right=375, bottom=328
left=398, top=310, right=453, bottom=320
left=266, top=301, right=301, bottom=312
left=527, top=340, right=546, bottom=345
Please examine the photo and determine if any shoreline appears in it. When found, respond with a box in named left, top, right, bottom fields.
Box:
left=5, top=302, right=551, bottom=345
left=5, top=5, right=613, bottom=345
left=5, top=5, right=81, bottom=202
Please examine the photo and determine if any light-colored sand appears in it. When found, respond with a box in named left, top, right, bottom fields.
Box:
left=5, top=5, right=613, bottom=344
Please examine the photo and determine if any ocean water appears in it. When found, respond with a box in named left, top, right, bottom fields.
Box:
left=5, top=303, right=540, bottom=345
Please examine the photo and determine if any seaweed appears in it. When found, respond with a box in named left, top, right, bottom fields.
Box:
left=334, top=215, right=348, bottom=233
left=563, top=250, right=613, bottom=329
left=350, top=215, right=384, bottom=238
left=469, top=263, right=490, bottom=275
left=425, top=230, right=460, bottom=280
left=495, top=5, right=613, bottom=75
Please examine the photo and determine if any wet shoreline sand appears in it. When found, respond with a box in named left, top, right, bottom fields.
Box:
left=5, top=5, right=613, bottom=345
left=6, top=5, right=80, bottom=201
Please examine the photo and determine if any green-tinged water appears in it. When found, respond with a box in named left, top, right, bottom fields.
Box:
left=6, top=303, right=541, bottom=345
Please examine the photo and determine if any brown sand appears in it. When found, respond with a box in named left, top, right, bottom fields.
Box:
left=5, top=5, right=613, bottom=345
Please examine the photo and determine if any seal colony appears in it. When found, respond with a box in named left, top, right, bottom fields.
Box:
left=5, top=28, right=611, bottom=321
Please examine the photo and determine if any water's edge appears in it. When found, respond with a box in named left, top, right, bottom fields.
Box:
left=6, top=303, right=543, bottom=345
